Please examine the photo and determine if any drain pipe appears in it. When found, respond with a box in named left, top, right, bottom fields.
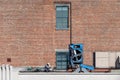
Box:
left=70, top=2, right=72, bottom=44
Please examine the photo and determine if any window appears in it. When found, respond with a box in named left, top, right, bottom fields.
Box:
left=56, top=5, right=69, bottom=29
left=56, top=50, right=69, bottom=70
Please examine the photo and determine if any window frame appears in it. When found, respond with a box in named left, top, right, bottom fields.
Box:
left=55, top=4, right=70, bottom=30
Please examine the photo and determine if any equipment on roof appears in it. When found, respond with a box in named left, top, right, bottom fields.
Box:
left=68, top=43, right=94, bottom=73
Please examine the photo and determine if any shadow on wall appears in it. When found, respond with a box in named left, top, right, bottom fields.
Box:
left=115, top=56, right=120, bottom=69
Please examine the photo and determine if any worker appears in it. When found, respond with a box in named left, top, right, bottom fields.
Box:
left=44, top=63, right=51, bottom=72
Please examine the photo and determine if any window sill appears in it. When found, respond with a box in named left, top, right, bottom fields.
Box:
left=56, top=28, right=69, bottom=31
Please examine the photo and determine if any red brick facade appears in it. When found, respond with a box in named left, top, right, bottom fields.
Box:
left=0, top=0, right=120, bottom=66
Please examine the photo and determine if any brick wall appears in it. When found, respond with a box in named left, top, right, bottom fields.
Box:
left=0, top=0, right=120, bottom=66
left=71, top=0, right=120, bottom=65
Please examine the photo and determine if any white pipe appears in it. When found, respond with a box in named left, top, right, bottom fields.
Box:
left=2, top=64, right=5, bottom=80
left=6, top=65, right=10, bottom=80
left=0, top=66, right=2, bottom=80
left=5, top=65, right=6, bottom=80
left=9, top=65, right=12, bottom=80
left=9, top=65, right=11, bottom=80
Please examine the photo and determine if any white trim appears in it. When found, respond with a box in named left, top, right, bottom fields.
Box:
left=55, top=4, right=70, bottom=7
left=55, top=49, right=68, bottom=52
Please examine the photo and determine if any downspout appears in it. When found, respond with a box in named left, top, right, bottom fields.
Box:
left=70, top=2, right=72, bottom=44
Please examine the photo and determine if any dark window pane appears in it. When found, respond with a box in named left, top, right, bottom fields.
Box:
left=62, top=7, right=68, bottom=11
left=62, top=62, right=67, bottom=65
left=62, top=18, right=68, bottom=23
left=62, top=22, right=68, bottom=28
left=57, top=62, right=62, bottom=66
left=56, top=7, right=62, bottom=11
left=57, top=66, right=61, bottom=69
left=62, top=11, right=68, bottom=17
left=57, top=57, right=61, bottom=60
left=62, top=66, right=67, bottom=69
left=56, top=11, right=63, bottom=17
left=56, top=18, right=63, bottom=23
left=62, top=57, right=67, bottom=60
left=56, top=23, right=62, bottom=29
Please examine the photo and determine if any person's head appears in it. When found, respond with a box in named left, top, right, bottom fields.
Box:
left=47, top=63, right=50, bottom=66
